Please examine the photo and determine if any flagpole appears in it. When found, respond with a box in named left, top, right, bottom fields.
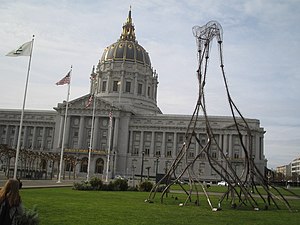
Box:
left=13, top=35, right=35, bottom=179
left=86, top=94, right=96, bottom=182
left=105, top=112, right=113, bottom=182
left=57, top=66, right=72, bottom=183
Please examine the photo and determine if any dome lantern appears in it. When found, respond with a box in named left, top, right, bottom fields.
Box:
left=100, top=7, right=151, bottom=67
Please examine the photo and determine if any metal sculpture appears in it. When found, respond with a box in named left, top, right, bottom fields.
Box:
left=146, top=21, right=297, bottom=211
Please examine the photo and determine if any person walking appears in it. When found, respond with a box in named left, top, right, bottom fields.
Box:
left=0, top=179, right=23, bottom=225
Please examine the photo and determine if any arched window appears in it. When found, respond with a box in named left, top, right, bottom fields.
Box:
left=66, top=162, right=73, bottom=172
left=41, top=159, right=47, bottom=170
left=95, top=158, right=104, bottom=174
left=80, top=157, right=88, bottom=172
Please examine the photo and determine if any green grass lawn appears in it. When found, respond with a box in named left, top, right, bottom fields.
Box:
left=21, top=187, right=300, bottom=225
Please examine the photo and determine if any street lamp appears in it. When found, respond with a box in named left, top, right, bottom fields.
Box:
left=140, top=150, right=145, bottom=182
left=131, top=165, right=136, bottom=187
left=146, top=166, right=151, bottom=180
left=155, top=156, right=159, bottom=183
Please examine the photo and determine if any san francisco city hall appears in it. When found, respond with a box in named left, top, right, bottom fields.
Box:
left=0, top=9, right=266, bottom=182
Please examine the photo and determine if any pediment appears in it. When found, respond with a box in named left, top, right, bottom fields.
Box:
left=223, top=122, right=248, bottom=131
left=54, top=94, right=119, bottom=114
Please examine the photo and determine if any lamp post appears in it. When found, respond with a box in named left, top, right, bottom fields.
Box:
left=112, top=151, right=116, bottom=179
left=140, top=150, right=145, bottom=182
left=155, top=156, right=159, bottom=183
left=146, top=166, right=151, bottom=180
left=131, top=165, right=136, bottom=187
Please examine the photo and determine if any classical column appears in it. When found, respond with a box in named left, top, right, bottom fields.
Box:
left=22, top=126, right=28, bottom=149
left=255, top=133, right=260, bottom=160
left=145, top=77, right=149, bottom=98
left=162, top=132, right=166, bottom=157
left=150, top=131, right=155, bottom=156
left=139, top=131, right=144, bottom=155
left=107, top=72, right=111, bottom=93
left=78, top=116, right=85, bottom=149
left=228, top=134, right=232, bottom=158
left=223, top=134, right=228, bottom=156
left=112, top=117, right=119, bottom=177
left=242, top=134, right=246, bottom=158
left=134, top=73, right=138, bottom=95
left=218, top=134, right=223, bottom=158
left=259, top=134, right=264, bottom=161
left=98, top=75, right=102, bottom=93
left=173, top=132, right=177, bottom=156
left=41, top=127, right=46, bottom=150
left=5, top=125, right=9, bottom=144
left=64, top=117, right=71, bottom=147
left=57, top=115, right=64, bottom=148
left=129, top=130, right=133, bottom=155
left=112, top=117, right=119, bottom=153
left=13, top=125, right=18, bottom=148
left=196, top=133, right=201, bottom=155
left=32, top=126, right=36, bottom=150
left=92, top=116, right=99, bottom=149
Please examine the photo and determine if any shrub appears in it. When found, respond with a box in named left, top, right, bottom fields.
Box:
left=101, top=182, right=115, bottom=191
left=73, top=181, right=92, bottom=190
left=113, top=179, right=129, bottom=191
left=156, top=185, right=168, bottom=193
left=89, top=177, right=103, bottom=190
left=139, top=181, right=153, bottom=192
left=127, top=186, right=138, bottom=192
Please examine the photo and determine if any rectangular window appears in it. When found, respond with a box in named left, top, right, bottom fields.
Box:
left=234, top=150, right=240, bottom=159
left=212, top=151, right=217, bottom=159
left=37, top=140, right=42, bottom=148
left=147, top=86, right=151, bottom=97
left=113, top=81, right=119, bottom=92
left=166, top=150, right=172, bottom=157
left=156, top=133, right=162, bottom=142
left=134, top=133, right=140, bottom=141
left=48, top=128, right=53, bottom=136
left=145, top=132, right=151, bottom=141
left=167, top=134, right=173, bottom=142
left=46, top=140, right=52, bottom=149
left=133, top=147, right=139, bottom=155
left=200, top=152, right=206, bottom=159
left=199, top=163, right=205, bottom=175
left=73, top=131, right=79, bottom=137
left=188, top=151, right=194, bottom=158
left=102, top=81, right=107, bottom=92
left=125, top=81, right=131, bottom=93
left=138, top=83, right=143, bottom=95
left=178, top=134, right=184, bottom=143
left=144, top=148, right=150, bottom=156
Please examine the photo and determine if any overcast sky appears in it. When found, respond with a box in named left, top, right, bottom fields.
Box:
left=0, top=0, right=299, bottom=169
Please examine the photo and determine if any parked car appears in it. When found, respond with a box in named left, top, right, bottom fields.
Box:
left=217, top=181, right=228, bottom=186
left=114, top=175, right=127, bottom=180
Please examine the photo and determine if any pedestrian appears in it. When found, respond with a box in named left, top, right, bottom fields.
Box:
left=0, top=179, right=23, bottom=225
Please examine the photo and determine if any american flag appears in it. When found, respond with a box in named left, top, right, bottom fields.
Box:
left=56, top=71, right=71, bottom=85
left=85, top=94, right=93, bottom=108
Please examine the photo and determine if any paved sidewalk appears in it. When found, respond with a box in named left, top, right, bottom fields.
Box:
left=0, top=178, right=77, bottom=189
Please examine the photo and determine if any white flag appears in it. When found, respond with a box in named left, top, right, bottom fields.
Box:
left=6, top=40, right=33, bottom=57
